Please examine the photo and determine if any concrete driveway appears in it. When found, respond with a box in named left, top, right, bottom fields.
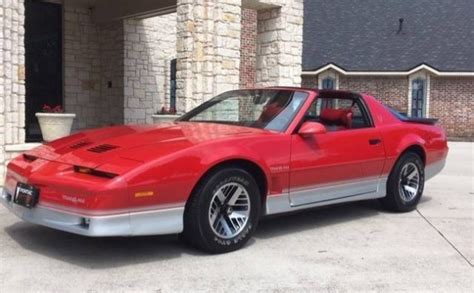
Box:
left=0, top=142, right=472, bottom=292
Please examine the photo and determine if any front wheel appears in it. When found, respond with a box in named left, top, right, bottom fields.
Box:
left=182, top=168, right=261, bottom=253
left=381, top=152, right=425, bottom=212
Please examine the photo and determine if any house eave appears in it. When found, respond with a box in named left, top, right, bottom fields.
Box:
left=301, top=64, right=474, bottom=77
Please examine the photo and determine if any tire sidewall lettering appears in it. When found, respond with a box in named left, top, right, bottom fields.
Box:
left=213, top=223, right=253, bottom=246
left=202, top=170, right=259, bottom=250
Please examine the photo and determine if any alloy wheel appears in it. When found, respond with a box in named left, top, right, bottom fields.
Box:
left=398, top=162, right=420, bottom=202
left=208, top=182, right=251, bottom=239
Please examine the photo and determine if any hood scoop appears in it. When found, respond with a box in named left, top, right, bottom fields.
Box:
left=87, top=144, right=120, bottom=153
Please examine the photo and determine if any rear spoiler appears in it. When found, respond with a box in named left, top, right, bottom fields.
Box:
left=402, top=117, right=438, bottom=125
left=385, top=106, right=439, bottom=126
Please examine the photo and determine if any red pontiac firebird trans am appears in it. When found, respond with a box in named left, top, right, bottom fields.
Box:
left=1, top=88, right=448, bottom=253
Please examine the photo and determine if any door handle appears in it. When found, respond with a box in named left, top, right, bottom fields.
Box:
left=369, top=138, right=382, bottom=145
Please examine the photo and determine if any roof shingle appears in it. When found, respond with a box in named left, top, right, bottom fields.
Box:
left=303, top=0, right=474, bottom=72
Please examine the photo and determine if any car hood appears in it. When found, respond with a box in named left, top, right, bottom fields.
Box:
left=26, top=122, right=270, bottom=169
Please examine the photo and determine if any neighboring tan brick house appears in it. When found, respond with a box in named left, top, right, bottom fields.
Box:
left=301, top=0, right=474, bottom=140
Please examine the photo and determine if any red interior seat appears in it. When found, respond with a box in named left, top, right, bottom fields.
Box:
left=320, top=108, right=353, bottom=130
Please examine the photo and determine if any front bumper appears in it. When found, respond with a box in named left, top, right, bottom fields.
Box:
left=0, top=188, right=184, bottom=237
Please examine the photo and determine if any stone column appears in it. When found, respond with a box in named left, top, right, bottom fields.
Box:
left=256, top=0, right=303, bottom=87
left=0, top=0, right=26, bottom=180
left=63, top=7, right=101, bottom=130
left=176, top=0, right=242, bottom=112
left=123, top=13, right=177, bottom=124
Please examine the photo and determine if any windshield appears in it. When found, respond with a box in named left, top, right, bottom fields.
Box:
left=179, top=89, right=308, bottom=132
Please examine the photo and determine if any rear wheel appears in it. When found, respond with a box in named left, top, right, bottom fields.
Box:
left=381, top=152, right=425, bottom=212
left=182, top=168, right=261, bottom=253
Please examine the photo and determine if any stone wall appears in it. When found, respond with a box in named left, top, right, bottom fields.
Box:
left=176, top=0, right=242, bottom=112
left=64, top=9, right=178, bottom=126
left=123, top=13, right=177, bottom=124
left=98, top=21, right=125, bottom=127
left=64, top=7, right=102, bottom=130
left=256, top=0, right=303, bottom=87
left=64, top=8, right=126, bottom=130
left=0, top=0, right=26, bottom=180
left=430, top=77, right=474, bottom=140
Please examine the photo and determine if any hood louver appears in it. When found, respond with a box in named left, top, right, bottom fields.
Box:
left=87, top=144, right=120, bottom=153
left=70, top=141, right=92, bottom=149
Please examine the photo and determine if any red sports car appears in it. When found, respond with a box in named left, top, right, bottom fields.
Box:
left=1, top=88, right=448, bottom=253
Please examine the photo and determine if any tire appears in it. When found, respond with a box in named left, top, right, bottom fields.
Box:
left=182, top=167, right=261, bottom=253
left=380, top=152, right=425, bottom=212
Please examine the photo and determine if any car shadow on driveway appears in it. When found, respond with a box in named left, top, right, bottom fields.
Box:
left=255, top=195, right=432, bottom=240
left=3, top=198, right=430, bottom=269
left=255, top=200, right=382, bottom=239
left=4, top=223, right=200, bottom=269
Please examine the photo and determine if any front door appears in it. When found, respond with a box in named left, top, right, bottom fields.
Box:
left=25, top=0, right=63, bottom=142
left=289, top=96, right=386, bottom=206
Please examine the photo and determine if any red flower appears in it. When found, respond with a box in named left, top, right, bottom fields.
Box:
left=157, top=106, right=178, bottom=115
left=42, top=104, right=52, bottom=112
left=52, top=105, right=63, bottom=113
left=42, top=104, right=64, bottom=113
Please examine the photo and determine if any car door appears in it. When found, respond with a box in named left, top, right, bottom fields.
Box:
left=289, top=96, right=386, bottom=206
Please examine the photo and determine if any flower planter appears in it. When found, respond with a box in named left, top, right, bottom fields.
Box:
left=36, top=113, right=76, bottom=142
left=152, top=114, right=181, bottom=124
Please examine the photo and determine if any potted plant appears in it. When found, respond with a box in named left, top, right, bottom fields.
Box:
left=152, top=106, right=181, bottom=124
left=36, top=104, right=76, bottom=142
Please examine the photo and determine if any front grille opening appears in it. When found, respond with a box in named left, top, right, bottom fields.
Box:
left=87, top=144, right=119, bottom=153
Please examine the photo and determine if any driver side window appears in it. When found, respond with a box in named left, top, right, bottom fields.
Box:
left=306, top=98, right=371, bottom=131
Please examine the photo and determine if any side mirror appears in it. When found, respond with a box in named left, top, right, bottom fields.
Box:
left=298, top=121, right=326, bottom=137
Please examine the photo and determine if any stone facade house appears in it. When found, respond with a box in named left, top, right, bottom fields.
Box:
left=0, top=0, right=472, bottom=180
left=0, top=0, right=303, bottom=180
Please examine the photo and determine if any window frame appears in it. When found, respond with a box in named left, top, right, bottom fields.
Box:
left=411, top=78, right=426, bottom=118
left=178, top=89, right=309, bottom=133
left=296, top=93, right=374, bottom=133
left=321, top=77, right=336, bottom=90
left=170, top=59, right=177, bottom=111
left=408, top=71, right=430, bottom=118
left=318, top=70, right=339, bottom=90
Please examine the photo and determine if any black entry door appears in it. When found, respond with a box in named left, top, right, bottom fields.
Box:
left=25, top=0, right=63, bottom=142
